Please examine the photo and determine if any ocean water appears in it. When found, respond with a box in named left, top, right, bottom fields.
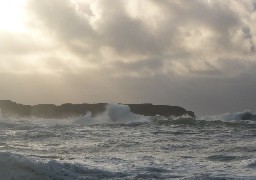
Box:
left=0, top=105, right=256, bottom=179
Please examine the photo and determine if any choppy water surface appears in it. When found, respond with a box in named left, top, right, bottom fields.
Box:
left=0, top=111, right=256, bottom=179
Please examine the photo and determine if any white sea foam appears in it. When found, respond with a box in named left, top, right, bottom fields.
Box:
left=75, top=104, right=151, bottom=124
left=202, top=110, right=256, bottom=121
left=0, top=108, right=73, bottom=127
left=0, top=109, right=256, bottom=179
left=0, top=104, right=151, bottom=126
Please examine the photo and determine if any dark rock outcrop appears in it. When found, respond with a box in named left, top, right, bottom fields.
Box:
left=127, top=103, right=195, bottom=117
left=0, top=100, right=195, bottom=118
left=0, top=100, right=31, bottom=117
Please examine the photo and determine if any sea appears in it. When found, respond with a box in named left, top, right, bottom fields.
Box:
left=0, top=104, right=255, bottom=179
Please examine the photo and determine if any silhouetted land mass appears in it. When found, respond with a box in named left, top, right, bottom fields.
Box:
left=0, top=100, right=196, bottom=118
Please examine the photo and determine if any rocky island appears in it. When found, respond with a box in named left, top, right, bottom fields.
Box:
left=0, top=100, right=195, bottom=118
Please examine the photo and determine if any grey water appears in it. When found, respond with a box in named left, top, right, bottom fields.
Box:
left=0, top=108, right=256, bottom=179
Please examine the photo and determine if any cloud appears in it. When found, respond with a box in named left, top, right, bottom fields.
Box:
left=24, top=0, right=255, bottom=76
left=0, top=0, right=256, bottom=114
left=0, top=32, right=41, bottom=55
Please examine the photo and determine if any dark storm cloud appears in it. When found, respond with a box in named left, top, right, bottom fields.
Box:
left=112, top=57, right=164, bottom=75
left=28, top=0, right=163, bottom=57
left=27, top=0, right=255, bottom=65
left=1, top=0, right=256, bottom=115
left=242, top=26, right=255, bottom=51
left=28, top=0, right=95, bottom=41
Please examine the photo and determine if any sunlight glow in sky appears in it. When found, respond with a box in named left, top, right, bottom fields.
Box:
left=0, top=0, right=255, bottom=115
left=0, top=0, right=27, bottom=32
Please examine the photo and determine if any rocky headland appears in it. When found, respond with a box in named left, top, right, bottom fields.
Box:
left=0, top=100, right=195, bottom=118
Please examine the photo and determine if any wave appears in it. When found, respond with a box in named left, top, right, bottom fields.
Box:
left=0, top=152, right=127, bottom=180
left=184, top=174, right=256, bottom=180
left=2, top=151, right=255, bottom=180
left=0, top=152, right=184, bottom=179
left=2, top=106, right=256, bottom=127
left=75, top=104, right=151, bottom=125
left=247, top=161, right=256, bottom=168
left=202, top=110, right=256, bottom=121
left=153, top=116, right=197, bottom=125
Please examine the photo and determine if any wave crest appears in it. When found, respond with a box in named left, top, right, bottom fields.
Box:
left=75, top=104, right=151, bottom=124
left=0, top=152, right=127, bottom=179
left=203, top=110, right=256, bottom=121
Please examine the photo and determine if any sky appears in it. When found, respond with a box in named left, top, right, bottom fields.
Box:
left=0, top=0, right=255, bottom=116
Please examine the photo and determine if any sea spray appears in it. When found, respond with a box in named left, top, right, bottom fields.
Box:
left=75, top=104, right=151, bottom=124
left=202, top=110, right=256, bottom=121
left=0, top=108, right=256, bottom=179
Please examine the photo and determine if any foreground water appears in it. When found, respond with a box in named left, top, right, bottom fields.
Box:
left=0, top=109, right=256, bottom=179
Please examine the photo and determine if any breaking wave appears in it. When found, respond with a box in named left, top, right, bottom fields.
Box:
left=203, top=110, right=256, bottom=121
left=74, top=104, right=198, bottom=125
left=1, top=105, right=256, bottom=127
left=153, top=116, right=197, bottom=125
left=75, top=104, right=151, bottom=125
left=0, top=152, right=127, bottom=180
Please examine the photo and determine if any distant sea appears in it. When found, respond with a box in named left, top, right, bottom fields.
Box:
left=0, top=104, right=255, bottom=179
